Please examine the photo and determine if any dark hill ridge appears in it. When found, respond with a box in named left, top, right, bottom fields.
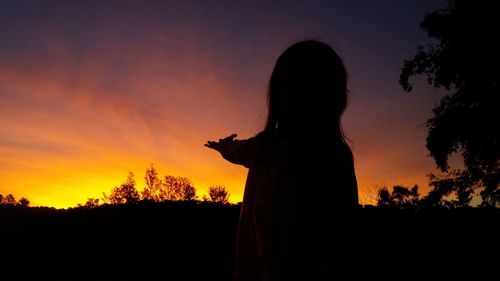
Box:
left=0, top=203, right=498, bottom=280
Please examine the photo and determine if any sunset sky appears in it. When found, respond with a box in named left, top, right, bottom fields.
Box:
left=0, top=0, right=449, bottom=208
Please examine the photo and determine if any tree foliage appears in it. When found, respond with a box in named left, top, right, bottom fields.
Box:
left=140, top=164, right=199, bottom=202
left=84, top=198, right=100, bottom=208
left=3, top=194, right=17, bottom=205
left=377, top=185, right=421, bottom=209
left=102, top=166, right=200, bottom=205
left=207, top=186, right=230, bottom=204
left=109, top=172, right=140, bottom=204
left=0, top=193, right=30, bottom=207
left=18, top=197, right=30, bottom=207
left=163, top=176, right=197, bottom=201
left=400, top=0, right=499, bottom=207
left=142, top=164, right=163, bottom=202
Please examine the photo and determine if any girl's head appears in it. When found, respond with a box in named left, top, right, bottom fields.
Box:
left=264, top=40, right=348, bottom=141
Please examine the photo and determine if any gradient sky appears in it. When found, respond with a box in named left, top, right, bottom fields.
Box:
left=0, top=0, right=450, bottom=208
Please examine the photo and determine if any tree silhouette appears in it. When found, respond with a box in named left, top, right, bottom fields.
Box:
left=3, top=194, right=17, bottom=205
left=100, top=165, right=200, bottom=204
left=377, top=188, right=393, bottom=207
left=18, top=197, right=30, bottom=207
left=207, top=186, right=230, bottom=204
left=179, top=178, right=197, bottom=201
left=163, top=175, right=181, bottom=201
left=0, top=194, right=30, bottom=207
left=84, top=198, right=100, bottom=208
left=163, top=175, right=197, bottom=201
left=142, top=164, right=163, bottom=202
left=400, top=0, right=500, bottom=207
left=101, top=192, right=110, bottom=204
left=109, top=187, right=123, bottom=204
left=377, top=185, right=421, bottom=209
left=109, top=172, right=140, bottom=204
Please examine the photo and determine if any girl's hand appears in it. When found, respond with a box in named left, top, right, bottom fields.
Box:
left=204, top=134, right=238, bottom=153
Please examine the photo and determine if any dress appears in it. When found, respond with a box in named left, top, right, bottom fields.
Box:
left=219, top=130, right=359, bottom=281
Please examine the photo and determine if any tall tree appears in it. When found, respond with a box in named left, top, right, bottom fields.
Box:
left=142, top=164, right=163, bottom=202
left=400, top=0, right=499, bottom=206
left=109, top=172, right=140, bottom=204
left=121, top=172, right=140, bottom=203
left=163, top=175, right=182, bottom=201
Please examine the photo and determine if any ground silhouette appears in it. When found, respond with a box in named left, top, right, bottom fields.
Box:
left=1, top=202, right=498, bottom=280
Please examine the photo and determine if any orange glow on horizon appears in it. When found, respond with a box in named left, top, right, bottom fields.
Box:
left=0, top=51, right=435, bottom=208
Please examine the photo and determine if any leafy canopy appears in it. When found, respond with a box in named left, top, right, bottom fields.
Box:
left=400, top=0, right=499, bottom=206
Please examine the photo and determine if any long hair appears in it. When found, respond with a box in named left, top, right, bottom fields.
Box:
left=263, top=40, right=349, bottom=145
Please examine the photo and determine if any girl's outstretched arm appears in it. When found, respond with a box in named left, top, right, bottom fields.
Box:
left=205, top=134, right=255, bottom=168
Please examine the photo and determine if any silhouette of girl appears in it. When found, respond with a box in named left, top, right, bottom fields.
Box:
left=205, top=40, right=359, bottom=281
